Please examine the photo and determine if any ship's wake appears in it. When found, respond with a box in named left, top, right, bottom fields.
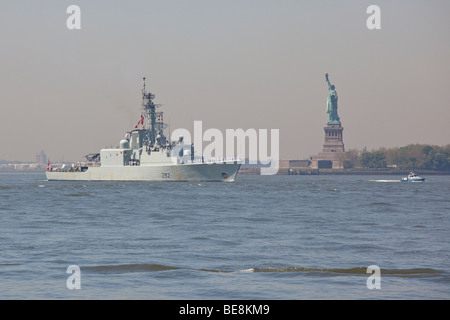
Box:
left=83, top=263, right=446, bottom=278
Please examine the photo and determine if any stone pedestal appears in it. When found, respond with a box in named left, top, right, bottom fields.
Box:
left=310, top=124, right=345, bottom=169
left=322, top=124, right=344, bottom=154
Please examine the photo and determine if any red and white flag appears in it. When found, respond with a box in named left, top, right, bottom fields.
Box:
left=135, top=115, right=144, bottom=128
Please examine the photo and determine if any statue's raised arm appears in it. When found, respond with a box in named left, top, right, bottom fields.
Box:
left=325, top=72, right=332, bottom=89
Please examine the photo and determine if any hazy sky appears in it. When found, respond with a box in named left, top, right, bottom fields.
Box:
left=1, top=0, right=449, bottom=162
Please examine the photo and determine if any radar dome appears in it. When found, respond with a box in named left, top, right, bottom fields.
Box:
left=120, top=139, right=130, bottom=149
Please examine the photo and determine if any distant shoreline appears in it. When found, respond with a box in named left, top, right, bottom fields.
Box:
left=239, top=167, right=450, bottom=176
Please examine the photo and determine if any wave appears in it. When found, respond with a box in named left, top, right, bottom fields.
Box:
left=250, top=267, right=443, bottom=276
left=84, top=264, right=182, bottom=273
left=65, top=192, right=91, bottom=197
left=370, top=202, right=392, bottom=206
left=82, top=264, right=445, bottom=278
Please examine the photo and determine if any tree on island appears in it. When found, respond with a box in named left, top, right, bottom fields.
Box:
left=360, top=151, right=387, bottom=169
left=341, top=144, right=450, bottom=171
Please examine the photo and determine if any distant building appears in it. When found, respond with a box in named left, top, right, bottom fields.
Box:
left=278, top=160, right=311, bottom=169
left=36, top=150, right=47, bottom=164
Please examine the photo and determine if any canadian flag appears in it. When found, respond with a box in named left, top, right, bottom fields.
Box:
left=135, top=115, right=144, bottom=128
left=47, top=160, right=51, bottom=171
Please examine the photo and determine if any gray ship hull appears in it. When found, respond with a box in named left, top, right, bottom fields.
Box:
left=46, top=162, right=241, bottom=182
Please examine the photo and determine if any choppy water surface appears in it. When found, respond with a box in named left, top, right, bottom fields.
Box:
left=1, top=172, right=449, bottom=299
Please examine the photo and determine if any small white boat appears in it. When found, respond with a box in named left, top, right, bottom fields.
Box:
left=401, top=172, right=425, bottom=182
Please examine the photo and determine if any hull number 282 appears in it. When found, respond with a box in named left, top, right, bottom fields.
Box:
left=161, top=172, right=171, bottom=179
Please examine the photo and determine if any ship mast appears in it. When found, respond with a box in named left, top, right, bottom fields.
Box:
left=141, top=77, right=167, bottom=146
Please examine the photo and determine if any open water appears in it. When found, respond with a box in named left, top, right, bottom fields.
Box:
left=0, top=172, right=449, bottom=300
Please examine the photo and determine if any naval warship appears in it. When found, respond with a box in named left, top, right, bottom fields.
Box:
left=46, top=78, right=241, bottom=181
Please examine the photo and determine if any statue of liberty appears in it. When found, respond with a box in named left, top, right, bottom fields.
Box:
left=325, top=73, right=341, bottom=125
